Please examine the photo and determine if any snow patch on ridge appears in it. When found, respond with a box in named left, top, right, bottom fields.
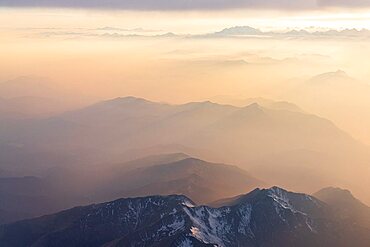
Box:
left=184, top=206, right=229, bottom=246
left=266, top=187, right=317, bottom=232
left=237, top=203, right=253, bottom=236
left=158, top=216, right=186, bottom=236
left=267, top=187, right=296, bottom=212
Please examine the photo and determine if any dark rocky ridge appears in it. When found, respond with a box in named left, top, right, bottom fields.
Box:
left=1, top=187, right=370, bottom=247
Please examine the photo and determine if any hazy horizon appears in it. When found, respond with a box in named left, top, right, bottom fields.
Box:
left=1, top=2, right=370, bottom=246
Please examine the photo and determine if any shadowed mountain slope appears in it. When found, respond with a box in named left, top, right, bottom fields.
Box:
left=1, top=187, right=370, bottom=247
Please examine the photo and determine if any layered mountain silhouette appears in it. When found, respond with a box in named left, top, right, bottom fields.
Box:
left=0, top=154, right=263, bottom=224
left=1, top=96, right=369, bottom=203
left=91, top=156, right=264, bottom=204
left=209, top=96, right=304, bottom=112
left=1, top=187, right=370, bottom=247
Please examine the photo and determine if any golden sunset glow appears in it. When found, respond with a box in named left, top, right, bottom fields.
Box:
left=1, top=3, right=370, bottom=245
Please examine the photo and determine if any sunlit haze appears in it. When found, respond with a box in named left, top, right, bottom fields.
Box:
left=1, top=2, right=370, bottom=246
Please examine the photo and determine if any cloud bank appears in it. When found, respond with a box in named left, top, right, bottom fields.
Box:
left=31, top=26, right=370, bottom=40
left=318, top=0, right=370, bottom=7
left=2, top=0, right=370, bottom=10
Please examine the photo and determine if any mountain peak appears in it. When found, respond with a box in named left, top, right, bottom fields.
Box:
left=247, top=102, right=261, bottom=108
left=335, top=69, right=347, bottom=76
left=236, top=102, right=264, bottom=115
left=314, top=187, right=364, bottom=206
left=314, top=187, right=370, bottom=229
left=308, top=70, right=353, bottom=85
left=266, top=186, right=289, bottom=195
left=188, top=100, right=215, bottom=107
left=247, top=186, right=292, bottom=202
left=216, top=26, right=262, bottom=36
left=108, top=96, right=154, bottom=104
left=150, top=157, right=218, bottom=172
left=315, top=186, right=353, bottom=197
left=178, top=157, right=206, bottom=164
left=224, top=186, right=322, bottom=214
left=181, top=100, right=223, bottom=109
left=88, top=96, right=169, bottom=111
left=210, top=186, right=292, bottom=207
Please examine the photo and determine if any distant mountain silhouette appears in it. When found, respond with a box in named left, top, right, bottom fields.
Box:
left=1, top=96, right=369, bottom=203
left=314, top=187, right=370, bottom=229
left=205, top=26, right=370, bottom=39
left=285, top=70, right=370, bottom=145
left=0, top=154, right=263, bottom=223
left=92, top=157, right=264, bottom=204
left=209, top=96, right=304, bottom=112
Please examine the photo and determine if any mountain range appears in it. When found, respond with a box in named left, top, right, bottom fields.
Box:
left=204, top=26, right=370, bottom=39
left=29, top=26, right=370, bottom=40
left=1, top=187, right=370, bottom=247
left=0, top=154, right=264, bottom=224
left=90, top=156, right=264, bottom=204
left=1, top=96, right=369, bottom=204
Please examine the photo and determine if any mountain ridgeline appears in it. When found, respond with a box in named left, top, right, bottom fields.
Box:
left=0, top=154, right=264, bottom=224
left=1, top=187, right=370, bottom=247
left=1, top=96, right=369, bottom=203
left=91, top=157, right=264, bottom=204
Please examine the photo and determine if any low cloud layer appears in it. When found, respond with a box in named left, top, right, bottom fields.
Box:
left=318, top=0, right=370, bottom=7
left=29, top=26, right=370, bottom=40
left=2, top=0, right=370, bottom=10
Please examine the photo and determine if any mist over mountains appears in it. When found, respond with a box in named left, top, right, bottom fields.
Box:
left=1, top=78, right=370, bottom=243
left=284, top=70, right=370, bottom=145
left=2, top=3, right=370, bottom=246
left=0, top=95, right=369, bottom=204
left=0, top=153, right=264, bottom=224
left=1, top=74, right=369, bottom=247
left=0, top=77, right=90, bottom=118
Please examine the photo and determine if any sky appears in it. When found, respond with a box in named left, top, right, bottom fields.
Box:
left=1, top=0, right=370, bottom=10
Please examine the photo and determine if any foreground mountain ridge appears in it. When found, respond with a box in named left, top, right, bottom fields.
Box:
left=1, top=187, right=370, bottom=247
